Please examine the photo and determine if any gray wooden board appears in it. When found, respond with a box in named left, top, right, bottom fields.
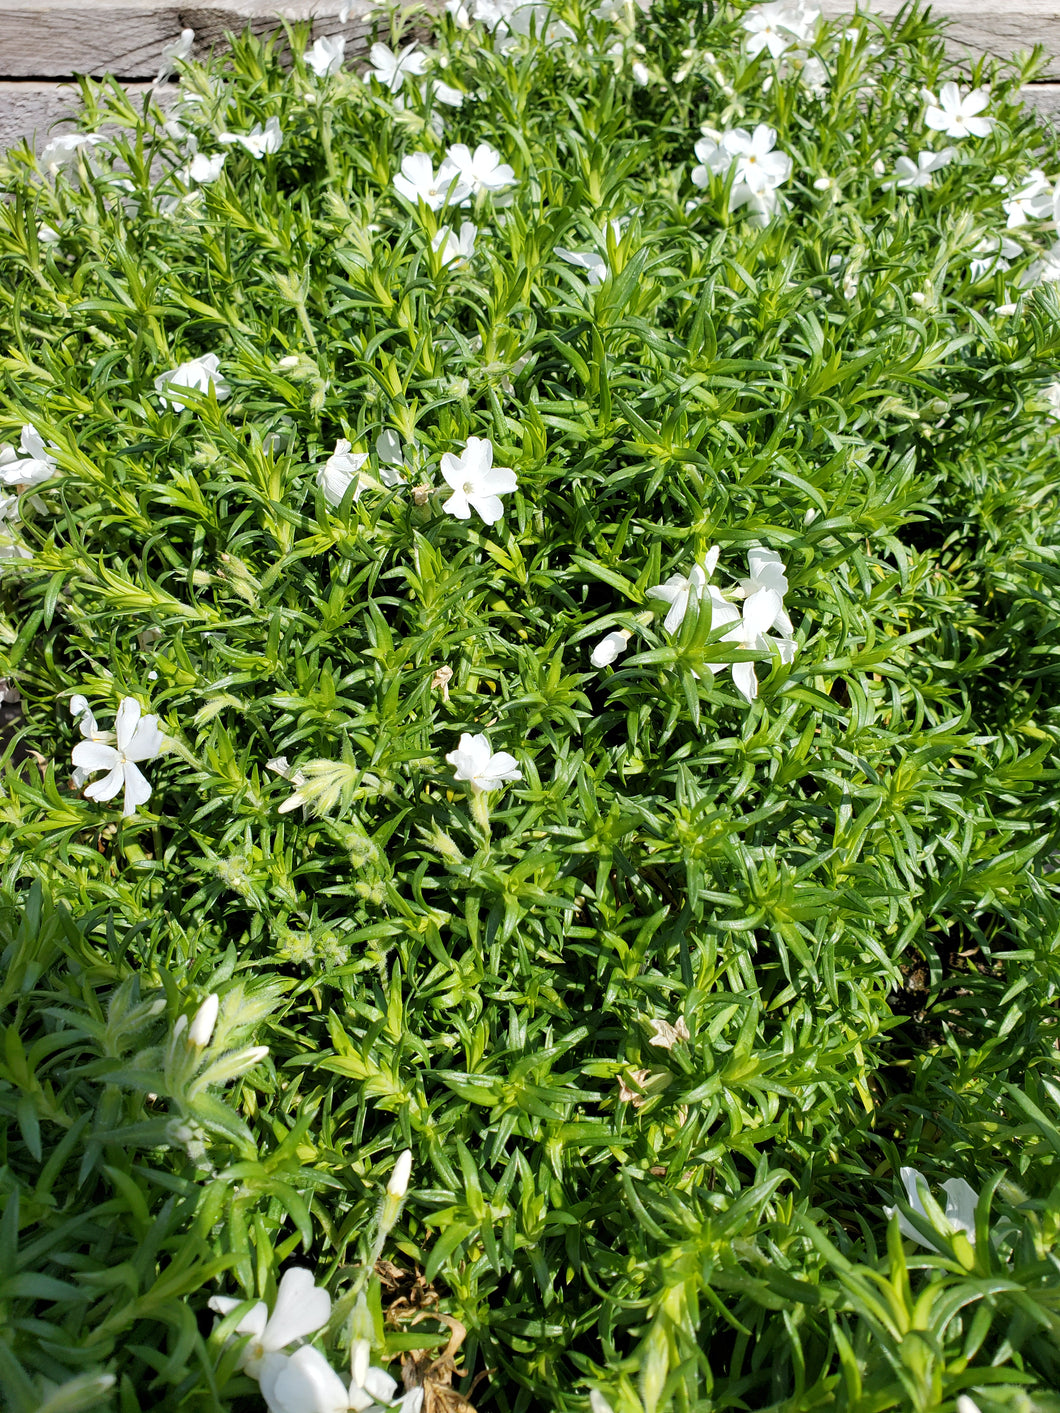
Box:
left=0, top=0, right=1058, bottom=80
left=820, top=0, right=1060, bottom=79
left=0, top=1, right=384, bottom=80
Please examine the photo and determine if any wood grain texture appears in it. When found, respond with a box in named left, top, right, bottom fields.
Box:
left=819, top=0, right=1060, bottom=79
left=0, top=79, right=181, bottom=153
left=0, top=1, right=385, bottom=80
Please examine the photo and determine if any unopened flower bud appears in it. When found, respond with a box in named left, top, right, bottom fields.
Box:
left=188, top=992, right=219, bottom=1048
left=388, top=1149, right=413, bottom=1197
left=350, top=1338, right=371, bottom=1388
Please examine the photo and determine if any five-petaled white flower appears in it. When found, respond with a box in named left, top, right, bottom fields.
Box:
left=705, top=586, right=797, bottom=703
left=555, top=247, right=608, bottom=286
left=304, top=35, right=346, bottom=77
left=155, top=353, right=230, bottom=407
left=71, top=697, right=165, bottom=817
left=886, top=147, right=955, bottom=190
left=364, top=41, right=428, bottom=92
left=440, top=436, right=516, bottom=524
left=742, top=1, right=818, bottom=58
left=446, top=732, right=522, bottom=792
left=924, top=82, right=993, bottom=139
left=692, top=125, right=792, bottom=223
left=393, top=152, right=472, bottom=210
left=590, top=629, right=632, bottom=669
left=648, top=548, right=720, bottom=634
left=219, top=117, right=283, bottom=157
left=316, top=440, right=369, bottom=506
left=209, top=1268, right=332, bottom=1381
left=432, top=221, right=478, bottom=266
left=1003, top=170, right=1052, bottom=228
left=884, top=1165, right=978, bottom=1250
left=442, top=142, right=516, bottom=195
left=0, top=425, right=59, bottom=490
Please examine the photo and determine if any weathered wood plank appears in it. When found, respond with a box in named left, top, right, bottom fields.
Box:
left=818, top=0, right=1060, bottom=79
left=0, top=1, right=383, bottom=80
left=0, top=80, right=183, bottom=156
left=2, top=1, right=1058, bottom=81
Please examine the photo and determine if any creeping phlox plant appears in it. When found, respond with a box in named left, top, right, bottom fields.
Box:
left=6, top=0, right=1060, bottom=1408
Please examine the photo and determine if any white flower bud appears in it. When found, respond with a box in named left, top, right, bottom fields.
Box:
left=388, top=1149, right=413, bottom=1197
left=188, top=992, right=219, bottom=1048
left=350, top=1338, right=371, bottom=1388
left=590, top=629, right=632, bottom=668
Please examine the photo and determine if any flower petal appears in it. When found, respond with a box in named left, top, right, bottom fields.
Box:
left=121, top=761, right=153, bottom=816
left=83, top=764, right=125, bottom=802
left=114, top=698, right=142, bottom=754
left=262, top=1268, right=332, bottom=1351
left=72, top=740, right=119, bottom=773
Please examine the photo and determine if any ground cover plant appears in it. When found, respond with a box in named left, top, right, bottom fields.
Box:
left=5, top=0, right=1060, bottom=1408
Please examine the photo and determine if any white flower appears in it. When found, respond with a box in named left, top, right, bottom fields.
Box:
left=39, top=133, right=102, bottom=178
left=209, top=1268, right=332, bottom=1380
left=924, top=82, right=993, bottom=139
left=648, top=548, right=720, bottom=633
left=692, top=125, right=792, bottom=223
left=742, top=1, right=817, bottom=58
left=37, top=222, right=62, bottom=244
left=425, top=75, right=465, bottom=107
left=886, top=147, right=955, bottom=190
left=737, top=547, right=794, bottom=636
left=155, top=352, right=230, bottom=407
left=440, top=436, right=516, bottom=524
left=555, top=248, right=608, bottom=286
left=647, top=1016, right=690, bottom=1049
left=258, top=1347, right=350, bottom=1413
left=187, top=151, right=226, bottom=183
left=365, top=42, right=428, bottom=92
left=316, top=440, right=369, bottom=506
left=968, top=234, right=1022, bottom=282
left=0, top=425, right=59, bottom=489
left=156, top=27, right=194, bottom=84
left=305, top=35, right=346, bottom=77
left=69, top=693, right=111, bottom=787
left=884, top=1165, right=978, bottom=1250
left=1020, top=240, right=1060, bottom=288
left=375, top=430, right=408, bottom=486
left=632, top=61, right=650, bottom=85
left=441, top=142, right=516, bottom=195
left=393, top=152, right=472, bottom=210
left=71, top=697, right=165, bottom=817
left=218, top=117, right=283, bottom=157
left=446, top=732, right=522, bottom=792
left=706, top=586, right=797, bottom=703
left=590, top=629, right=632, bottom=668
left=1003, top=170, right=1052, bottom=227
left=432, top=221, right=478, bottom=266
left=188, top=993, right=219, bottom=1048
left=348, top=1344, right=423, bottom=1413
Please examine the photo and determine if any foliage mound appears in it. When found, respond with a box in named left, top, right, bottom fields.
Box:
left=4, top=1, right=1060, bottom=1409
